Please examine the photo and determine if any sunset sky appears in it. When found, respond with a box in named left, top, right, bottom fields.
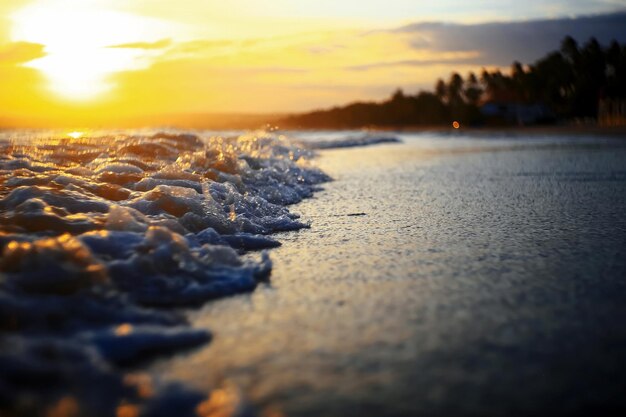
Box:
left=1, top=0, right=626, bottom=126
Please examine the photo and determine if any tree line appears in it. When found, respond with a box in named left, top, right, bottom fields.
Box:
left=280, top=37, right=626, bottom=128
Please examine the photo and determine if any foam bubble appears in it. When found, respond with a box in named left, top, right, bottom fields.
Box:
left=0, top=130, right=329, bottom=416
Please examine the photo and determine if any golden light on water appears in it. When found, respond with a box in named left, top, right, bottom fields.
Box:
left=67, top=131, right=84, bottom=139
left=195, top=384, right=243, bottom=417
left=116, top=404, right=140, bottom=417
left=229, top=205, right=237, bottom=222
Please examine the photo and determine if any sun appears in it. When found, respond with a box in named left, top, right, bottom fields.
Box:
left=67, top=131, right=84, bottom=139
left=10, top=0, right=172, bottom=101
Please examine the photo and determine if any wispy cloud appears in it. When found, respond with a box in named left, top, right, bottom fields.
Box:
left=107, top=38, right=172, bottom=50
left=0, top=41, right=45, bottom=64
left=345, top=53, right=481, bottom=71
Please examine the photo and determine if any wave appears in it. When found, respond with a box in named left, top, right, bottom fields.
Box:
left=0, top=130, right=330, bottom=416
left=304, top=135, right=401, bottom=149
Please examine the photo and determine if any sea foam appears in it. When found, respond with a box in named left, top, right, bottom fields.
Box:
left=0, top=130, right=330, bottom=416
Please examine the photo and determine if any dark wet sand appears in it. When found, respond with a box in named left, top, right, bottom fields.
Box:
left=152, top=133, right=626, bottom=417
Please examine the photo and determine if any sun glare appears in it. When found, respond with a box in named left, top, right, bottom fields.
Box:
left=10, top=0, right=173, bottom=101
left=67, top=131, right=84, bottom=139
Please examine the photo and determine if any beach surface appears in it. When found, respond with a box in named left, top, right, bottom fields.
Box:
left=152, top=132, right=626, bottom=416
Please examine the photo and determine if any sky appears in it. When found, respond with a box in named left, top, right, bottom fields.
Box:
left=1, top=0, right=626, bottom=126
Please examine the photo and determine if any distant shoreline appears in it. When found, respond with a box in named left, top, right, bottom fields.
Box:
left=283, top=124, right=626, bottom=138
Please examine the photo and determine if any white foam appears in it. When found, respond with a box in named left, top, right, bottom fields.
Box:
left=0, top=129, right=329, bottom=416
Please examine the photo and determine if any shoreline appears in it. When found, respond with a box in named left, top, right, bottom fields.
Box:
left=282, top=124, right=626, bottom=138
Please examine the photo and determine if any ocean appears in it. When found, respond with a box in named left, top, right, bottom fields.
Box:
left=1, top=129, right=626, bottom=416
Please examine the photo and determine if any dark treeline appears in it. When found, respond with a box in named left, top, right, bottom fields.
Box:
left=280, top=37, right=626, bottom=129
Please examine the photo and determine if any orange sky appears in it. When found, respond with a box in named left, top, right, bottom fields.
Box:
left=0, top=0, right=624, bottom=127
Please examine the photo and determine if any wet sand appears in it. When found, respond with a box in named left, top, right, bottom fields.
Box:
left=151, top=133, right=626, bottom=417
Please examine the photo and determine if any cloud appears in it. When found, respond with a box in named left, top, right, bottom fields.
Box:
left=346, top=54, right=481, bottom=71
left=230, top=66, right=309, bottom=74
left=107, top=38, right=172, bottom=50
left=306, top=44, right=346, bottom=55
left=394, top=11, right=626, bottom=67
left=0, top=41, right=46, bottom=64
left=170, top=38, right=262, bottom=56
